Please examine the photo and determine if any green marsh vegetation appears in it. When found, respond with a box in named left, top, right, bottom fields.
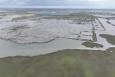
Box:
left=0, top=49, right=115, bottom=77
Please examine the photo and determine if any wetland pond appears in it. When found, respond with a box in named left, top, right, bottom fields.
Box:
left=0, top=38, right=90, bottom=57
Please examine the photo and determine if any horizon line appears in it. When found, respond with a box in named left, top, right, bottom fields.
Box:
left=0, top=6, right=115, bottom=9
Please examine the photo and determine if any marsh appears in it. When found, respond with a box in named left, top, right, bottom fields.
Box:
left=0, top=9, right=115, bottom=57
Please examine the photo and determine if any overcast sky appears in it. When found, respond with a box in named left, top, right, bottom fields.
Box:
left=0, top=0, right=114, bottom=8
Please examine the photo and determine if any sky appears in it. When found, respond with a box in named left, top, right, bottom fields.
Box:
left=0, top=0, right=114, bottom=8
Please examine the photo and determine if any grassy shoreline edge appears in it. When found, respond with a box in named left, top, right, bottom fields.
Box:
left=0, top=48, right=115, bottom=77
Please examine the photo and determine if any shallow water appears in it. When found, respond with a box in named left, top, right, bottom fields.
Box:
left=0, top=9, right=115, bottom=57
left=0, top=38, right=89, bottom=57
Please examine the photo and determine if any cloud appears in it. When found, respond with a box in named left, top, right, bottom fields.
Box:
left=0, top=0, right=28, bottom=5
left=0, top=0, right=114, bottom=8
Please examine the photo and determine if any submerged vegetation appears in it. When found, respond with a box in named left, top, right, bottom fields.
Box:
left=0, top=49, right=115, bottom=77
left=82, top=41, right=103, bottom=48
left=100, top=34, right=115, bottom=45
left=106, top=21, right=115, bottom=27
